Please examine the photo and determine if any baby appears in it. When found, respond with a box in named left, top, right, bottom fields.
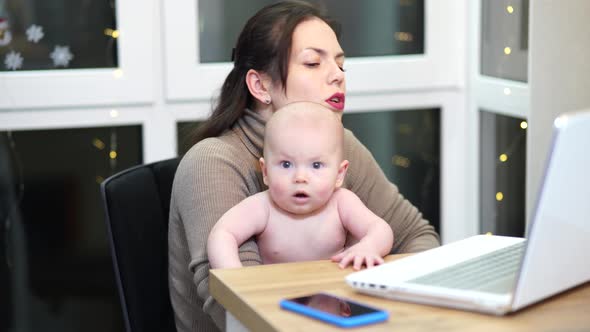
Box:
left=207, top=102, right=393, bottom=270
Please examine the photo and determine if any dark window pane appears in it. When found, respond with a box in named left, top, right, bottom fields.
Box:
left=481, top=0, right=528, bottom=81
left=1, top=0, right=118, bottom=71
left=1, top=126, right=141, bottom=331
left=198, top=0, right=424, bottom=63
left=177, top=121, right=202, bottom=156
left=342, top=109, right=440, bottom=234
left=479, top=110, right=526, bottom=237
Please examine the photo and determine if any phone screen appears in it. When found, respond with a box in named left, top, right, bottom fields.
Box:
left=281, top=292, right=389, bottom=328
left=287, top=293, right=381, bottom=317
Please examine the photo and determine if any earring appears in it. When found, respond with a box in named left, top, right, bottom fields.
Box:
left=265, top=97, right=271, bottom=105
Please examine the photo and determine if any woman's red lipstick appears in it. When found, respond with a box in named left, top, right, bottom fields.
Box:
left=326, top=93, right=345, bottom=111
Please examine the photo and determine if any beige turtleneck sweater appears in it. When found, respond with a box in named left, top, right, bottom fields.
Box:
left=168, top=109, right=440, bottom=332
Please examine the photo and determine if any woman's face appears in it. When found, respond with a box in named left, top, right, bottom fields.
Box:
left=267, top=18, right=346, bottom=117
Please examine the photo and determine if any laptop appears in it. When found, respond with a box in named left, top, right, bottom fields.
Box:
left=346, top=110, right=590, bottom=315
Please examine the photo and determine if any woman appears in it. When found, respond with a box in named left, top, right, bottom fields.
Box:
left=168, top=1, right=440, bottom=331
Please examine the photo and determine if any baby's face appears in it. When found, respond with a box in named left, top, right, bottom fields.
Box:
left=263, top=123, right=344, bottom=215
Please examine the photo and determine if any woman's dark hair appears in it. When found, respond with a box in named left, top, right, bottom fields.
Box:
left=188, top=0, right=340, bottom=145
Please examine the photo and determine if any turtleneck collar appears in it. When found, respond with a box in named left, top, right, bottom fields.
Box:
left=233, top=108, right=267, bottom=159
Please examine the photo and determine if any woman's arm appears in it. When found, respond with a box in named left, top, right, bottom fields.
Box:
left=342, top=130, right=440, bottom=253
left=169, top=138, right=264, bottom=331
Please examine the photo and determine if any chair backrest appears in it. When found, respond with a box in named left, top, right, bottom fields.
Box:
left=101, top=158, right=180, bottom=332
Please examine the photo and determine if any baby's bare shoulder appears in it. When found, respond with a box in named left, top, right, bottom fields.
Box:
left=333, top=188, right=366, bottom=215
left=333, top=187, right=358, bottom=201
left=233, top=191, right=270, bottom=215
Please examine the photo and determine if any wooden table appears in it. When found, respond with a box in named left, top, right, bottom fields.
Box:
left=210, top=255, right=590, bottom=332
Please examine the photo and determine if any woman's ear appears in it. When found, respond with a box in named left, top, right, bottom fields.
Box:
left=246, top=69, right=272, bottom=105
left=335, top=160, right=349, bottom=188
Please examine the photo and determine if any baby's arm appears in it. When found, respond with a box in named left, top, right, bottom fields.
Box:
left=332, top=189, right=394, bottom=270
left=207, top=193, right=269, bottom=269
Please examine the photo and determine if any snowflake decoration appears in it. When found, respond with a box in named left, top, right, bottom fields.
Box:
left=26, top=24, right=44, bottom=43
left=50, top=45, right=74, bottom=67
left=4, top=50, right=23, bottom=70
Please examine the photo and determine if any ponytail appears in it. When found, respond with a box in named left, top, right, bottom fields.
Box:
left=188, top=67, right=250, bottom=144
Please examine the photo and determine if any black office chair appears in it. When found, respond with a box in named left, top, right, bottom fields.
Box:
left=101, top=158, right=180, bottom=332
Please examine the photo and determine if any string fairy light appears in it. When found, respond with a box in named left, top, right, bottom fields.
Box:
left=109, top=128, right=118, bottom=170
left=103, top=28, right=119, bottom=39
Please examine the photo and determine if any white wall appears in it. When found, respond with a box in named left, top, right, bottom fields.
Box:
left=527, top=0, right=590, bottom=221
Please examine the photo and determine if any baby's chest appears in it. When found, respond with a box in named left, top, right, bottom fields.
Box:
left=257, top=211, right=347, bottom=263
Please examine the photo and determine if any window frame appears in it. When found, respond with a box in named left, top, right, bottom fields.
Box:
left=163, top=0, right=463, bottom=101
left=0, top=0, right=155, bottom=109
left=469, top=0, right=530, bottom=236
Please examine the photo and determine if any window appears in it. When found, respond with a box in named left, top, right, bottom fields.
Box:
left=0, top=0, right=154, bottom=109
left=164, top=1, right=457, bottom=101
left=197, top=0, right=424, bottom=63
left=342, top=108, right=440, bottom=233
left=480, top=0, right=528, bottom=82
left=472, top=0, right=530, bottom=236
left=1, top=125, right=142, bottom=331
left=479, top=110, right=526, bottom=237
left=176, top=121, right=201, bottom=156
left=0, top=0, right=117, bottom=71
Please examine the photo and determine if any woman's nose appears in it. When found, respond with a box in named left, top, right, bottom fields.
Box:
left=328, top=62, right=344, bottom=86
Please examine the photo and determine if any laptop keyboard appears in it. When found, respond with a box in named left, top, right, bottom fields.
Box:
left=408, top=241, right=526, bottom=294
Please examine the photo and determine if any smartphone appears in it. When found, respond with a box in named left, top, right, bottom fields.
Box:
left=279, top=292, right=388, bottom=328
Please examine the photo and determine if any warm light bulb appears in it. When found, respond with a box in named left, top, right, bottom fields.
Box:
left=92, top=138, right=105, bottom=150
left=496, top=192, right=504, bottom=201
left=109, top=150, right=118, bottom=159
left=499, top=154, right=508, bottom=162
left=104, top=28, right=119, bottom=39
left=504, top=47, right=512, bottom=55
left=507, top=6, right=514, bottom=14
left=392, top=155, right=411, bottom=168
left=394, top=32, right=414, bottom=42
left=520, top=121, right=528, bottom=129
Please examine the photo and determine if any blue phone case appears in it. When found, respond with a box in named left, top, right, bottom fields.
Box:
left=279, top=293, right=388, bottom=328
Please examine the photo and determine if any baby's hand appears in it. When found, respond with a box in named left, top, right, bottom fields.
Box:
left=331, top=242, right=385, bottom=270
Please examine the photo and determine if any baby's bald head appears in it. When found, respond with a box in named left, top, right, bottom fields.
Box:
left=263, top=102, right=344, bottom=159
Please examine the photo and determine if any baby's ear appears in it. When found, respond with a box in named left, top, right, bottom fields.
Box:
left=335, top=160, right=349, bottom=188
left=259, top=157, right=269, bottom=185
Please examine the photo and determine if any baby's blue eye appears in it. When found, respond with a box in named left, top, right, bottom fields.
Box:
left=312, top=162, right=322, bottom=169
left=280, top=161, right=291, bottom=168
